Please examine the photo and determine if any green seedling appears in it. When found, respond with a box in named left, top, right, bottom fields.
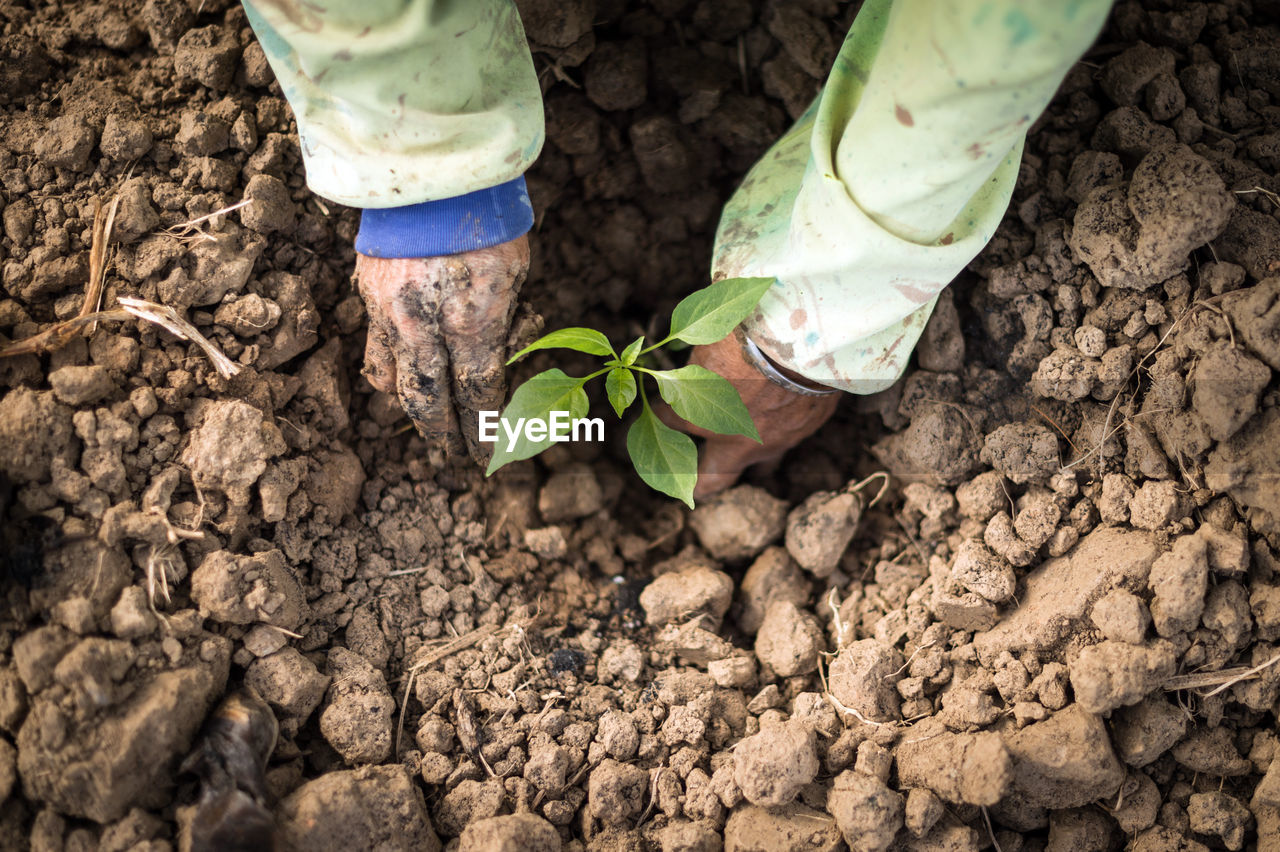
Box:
left=486, top=277, right=776, bottom=507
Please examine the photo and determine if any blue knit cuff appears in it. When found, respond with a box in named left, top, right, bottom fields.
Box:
left=354, top=176, right=534, bottom=258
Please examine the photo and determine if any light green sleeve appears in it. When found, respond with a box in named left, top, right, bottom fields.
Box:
left=240, top=0, right=544, bottom=208
left=714, top=0, right=1113, bottom=393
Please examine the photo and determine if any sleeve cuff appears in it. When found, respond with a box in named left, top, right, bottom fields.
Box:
left=354, top=176, right=535, bottom=258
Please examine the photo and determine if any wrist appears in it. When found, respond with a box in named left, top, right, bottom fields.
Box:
left=736, top=328, right=838, bottom=397
left=355, top=176, right=534, bottom=259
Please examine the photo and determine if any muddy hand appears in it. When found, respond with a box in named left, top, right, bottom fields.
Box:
left=355, top=235, right=530, bottom=463
left=659, top=330, right=840, bottom=500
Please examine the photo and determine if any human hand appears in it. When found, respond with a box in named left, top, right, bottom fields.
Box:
left=355, top=235, right=529, bottom=463
left=660, top=330, right=840, bottom=499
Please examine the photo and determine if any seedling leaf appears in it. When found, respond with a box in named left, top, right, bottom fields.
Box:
left=506, top=327, right=615, bottom=364
left=667, top=277, right=775, bottom=345
left=650, top=364, right=760, bottom=441
left=627, top=404, right=698, bottom=508
left=606, top=367, right=637, bottom=417
left=620, top=336, right=644, bottom=366
left=486, top=369, right=589, bottom=475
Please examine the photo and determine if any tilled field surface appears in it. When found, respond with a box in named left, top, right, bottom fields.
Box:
left=2, top=1, right=1280, bottom=850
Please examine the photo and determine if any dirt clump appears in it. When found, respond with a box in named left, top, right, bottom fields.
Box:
left=274, top=765, right=439, bottom=852
left=731, top=720, right=817, bottom=807
left=2, top=0, right=1280, bottom=849
left=689, top=484, right=787, bottom=561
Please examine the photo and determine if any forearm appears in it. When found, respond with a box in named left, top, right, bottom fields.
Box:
left=715, top=0, right=1113, bottom=393
left=240, top=0, right=544, bottom=211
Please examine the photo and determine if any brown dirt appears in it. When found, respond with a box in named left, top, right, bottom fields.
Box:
left=1, top=0, right=1280, bottom=850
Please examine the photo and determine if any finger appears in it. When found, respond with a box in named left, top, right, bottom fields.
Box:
left=354, top=258, right=398, bottom=394
left=361, top=310, right=399, bottom=395
left=449, top=340, right=506, bottom=465
left=391, top=281, right=467, bottom=459
left=440, top=248, right=528, bottom=464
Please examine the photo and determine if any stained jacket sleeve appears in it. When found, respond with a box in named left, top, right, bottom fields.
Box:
left=713, top=0, right=1113, bottom=393
left=241, top=0, right=543, bottom=255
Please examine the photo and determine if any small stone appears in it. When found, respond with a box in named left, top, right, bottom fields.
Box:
left=523, top=744, right=568, bottom=792
left=589, top=759, right=649, bottom=825
left=737, top=547, right=810, bottom=635
left=51, top=597, right=96, bottom=635
left=49, top=365, right=115, bottom=406
left=895, top=722, right=1012, bottom=806
left=190, top=549, right=307, bottom=630
left=1148, top=534, right=1208, bottom=637
left=904, top=788, right=944, bottom=837
left=1074, top=326, right=1107, bottom=357
left=755, top=600, right=824, bottom=677
left=36, top=115, right=97, bottom=171
left=1013, top=492, right=1062, bottom=549
left=1090, top=589, right=1150, bottom=644
left=595, top=710, right=639, bottom=761
left=981, top=421, right=1060, bottom=484
left=1186, top=792, right=1251, bottom=851
left=984, top=510, right=1037, bottom=568
left=100, top=114, right=152, bottom=161
left=708, top=655, right=756, bottom=689
left=245, top=647, right=329, bottom=731
left=240, top=173, right=295, bottom=234
left=1003, top=705, right=1125, bottom=809
left=111, top=177, right=159, bottom=243
left=598, top=640, right=645, bottom=684
left=1068, top=639, right=1176, bottom=714
left=213, top=294, right=281, bottom=337
left=538, top=463, right=603, bottom=522
left=950, top=540, right=1016, bottom=603
left=784, top=489, right=861, bottom=577
left=1112, top=772, right=1161, bottom=834
left=1111, top=695, right=1187, bottom=767
left=318, top=648, right=394, bottom=764
left=109, top=587, right=157, bottom=640
left=853, top=740, right=893, bottom=783
left=723, top=802, right=841, bottom=852
left=689, top=485, right=787, bottom=561
left=1190, top=342, right=1270, bottom=442
left=242, top=624, right=289, bottom=657
left=173, top=25, right=241, bottom=90
left=826, top=770, right=903, bottom=852
left=175, top=110, right=229, bottom=156
left=1047, top=807, right=1115, bottom=852
left=658, top=820, right=720, bottom=852
left=1171, top=727, right=1252, bottom=777
left=459, top=814, right=560, bottom=852
left=732, top=720, right=818, bottom=808
left=275, top=765, right=439, bottom=852
left=1098, top=473, right=1136, bottom=524
left=1128, top=480, right=1187, bottom=530
left=437, top=779, right=505, bottom=836
left=524, top=527, right=568, bottom=560
left=640, top=567, right=734, bottom=630
left=956, top=471, right=1007, bottom=522
left=129, top=387, right=158, bottom=419
left=827, top=639, right=903, bottom=723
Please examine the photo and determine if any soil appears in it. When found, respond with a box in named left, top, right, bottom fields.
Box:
left=1, top=0, right=1280, bottom=851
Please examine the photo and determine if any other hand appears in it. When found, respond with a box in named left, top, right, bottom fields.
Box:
left=661, top=330, right=840, bottom=500
left=355, top=235, right=529, bottom=463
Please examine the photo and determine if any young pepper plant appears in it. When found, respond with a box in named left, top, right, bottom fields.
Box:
left=485, top=276, right=775, bottom=507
